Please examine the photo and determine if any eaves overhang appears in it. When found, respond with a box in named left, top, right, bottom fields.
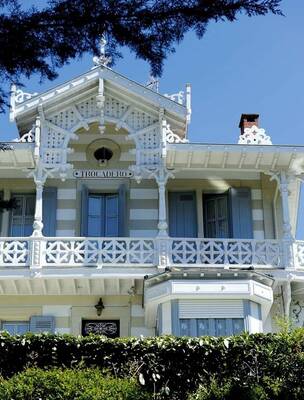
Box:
left=167, top=143, right=304, bottom=174
left=0, top=142, right=35, bottom=170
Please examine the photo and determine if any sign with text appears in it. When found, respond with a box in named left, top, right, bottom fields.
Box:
left=73, top=169, right=133, bottom=179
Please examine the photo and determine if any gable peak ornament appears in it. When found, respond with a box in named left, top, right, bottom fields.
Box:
left=93, top=36, right=112, bottom=68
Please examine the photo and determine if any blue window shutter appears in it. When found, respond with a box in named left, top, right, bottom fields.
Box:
left=30, top=315, right=55, bottom=333
left=229, top=188, right=253, bottom=239
left=156, top=304, right=163, bottom=336
left=81, top=185, right=89, bottom=236
left=0, top=191, right=3, bottom=235
left=42, top=187, right=57, bottom=236
left=171, top=300, right=180, bottom=335
left=105, top=194, right=119, bottom=236
left=169, top=192, right=197, bottom=237
left=169, top=193, right=178, bottom=237
left=118, top=184, right=127, bottom=237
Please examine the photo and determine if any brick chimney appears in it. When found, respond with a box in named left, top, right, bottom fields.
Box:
left=239, top=114, right=259, bottom=135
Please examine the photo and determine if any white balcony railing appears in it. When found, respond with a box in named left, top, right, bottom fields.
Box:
left=293, top=241, right=304, bottom=269
left=169, top=239, right=283, bottom=267
left=0, top=237, right=296, bottom=270
left=45, top=238, right=155, bottom=266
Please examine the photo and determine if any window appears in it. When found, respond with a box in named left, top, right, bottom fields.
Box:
left=2, top=321, right=30, bottom=335
left=179, top=318, right=244, bottom=337
left=204, top=194, right=230, bottom=238
left=88, top=194, right=119, bottom=237
left=10, top=194, right=35, bottom=236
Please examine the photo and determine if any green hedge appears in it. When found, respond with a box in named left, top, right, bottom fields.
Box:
left=0, top=368, right=149, bottom=400
left=188, top=377, right=304, bottom=400
left=0, top=330, right=303, bottom=399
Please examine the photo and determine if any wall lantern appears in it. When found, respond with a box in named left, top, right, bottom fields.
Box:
left=94, top=298, right=105, bottom=316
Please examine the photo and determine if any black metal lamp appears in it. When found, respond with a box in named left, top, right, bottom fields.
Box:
left=95, top=298, right=105, bottom=316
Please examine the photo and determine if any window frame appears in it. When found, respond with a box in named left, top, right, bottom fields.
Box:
left=9, top=193, right=35, bottom=237
left=179, top=317, right=245, bottom=337
left=87, top=192, right=119, bottom=237
left=1, top=321, right=30, bottom=335
left=203, top=192, right=232, bottom=239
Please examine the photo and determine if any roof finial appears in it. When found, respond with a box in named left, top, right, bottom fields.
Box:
left=146, top=75, right=159, bottom=92
left=93, top=35, right=112, bottom=68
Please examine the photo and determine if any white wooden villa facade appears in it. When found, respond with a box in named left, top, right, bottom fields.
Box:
left=1, top=55, right=304, bottom=337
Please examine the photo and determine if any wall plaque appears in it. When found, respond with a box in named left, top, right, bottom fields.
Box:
left=73, top=169, right=133, bottom=179
left=82, top=320, right=120, bottom=337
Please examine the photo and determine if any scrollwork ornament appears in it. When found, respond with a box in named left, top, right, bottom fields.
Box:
left=166, top=124, right=188, bottom=144
left=291, top=300, right=304, bottom=324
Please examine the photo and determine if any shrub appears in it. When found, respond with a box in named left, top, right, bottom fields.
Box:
left=0, top=330, right=304, bottom=399
left=0, top=368, right=150, bottom=400
left=188, top=377, right=304, bottom=400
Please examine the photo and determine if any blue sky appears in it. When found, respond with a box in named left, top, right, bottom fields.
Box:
left=1, top=0, right=303, bottom=236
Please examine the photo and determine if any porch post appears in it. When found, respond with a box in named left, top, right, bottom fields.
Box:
left=155, top=167, right=172, bottom=238
left=32, top=179, right=44, bottom=236
left=157, top=178, right=168, bottom=237
left=278, top=171, right=294, bottom=269
left=279, top=171, right=293, bottom=240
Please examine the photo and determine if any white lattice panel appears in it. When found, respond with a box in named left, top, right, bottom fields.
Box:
left=126, top=109, right=157, bottom=130
left=170, top=239, right=282, bottom=267
left=104, top=96, right=128, bottom=119
left=77, top=97, right=98, bottom=119
left=45, top=238, right=155, bottom=266
left=137, top=127, right=160, bottom=166
left=0, top=240, right=29, bottom=266
left=294, top=242, right=304, bottom=268
left=45, top=126, right=66, bottom=148
left=49, top=108, right=77, bottom=130
left=42, top=148, right=64, bottom=165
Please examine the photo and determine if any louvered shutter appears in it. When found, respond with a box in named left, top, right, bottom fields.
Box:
left=81, top=185, right=89, bottom=236
left=30, top=316, right=55, bottom=333
left=169, top=192, right=197, bottom=237
left=42, top=187, right=57, bottom=236
left=179, top=300, right=244, bottom=319
left=105, top=194, right=119, bottom=236
left=229, top=188, right=253, bottom=239
left=0, top=191, right=3, bottom=235
left=118, top=184, right=127, bottom=237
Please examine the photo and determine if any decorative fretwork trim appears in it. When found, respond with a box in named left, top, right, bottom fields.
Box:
left=238, top=125, right=272, bottom=145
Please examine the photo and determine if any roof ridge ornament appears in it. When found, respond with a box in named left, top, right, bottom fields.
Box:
left=238, top=125, right=272, bottom=145
left=92, top=36, right=112, bottom=68
left=146, top=75, right=159, bottom=92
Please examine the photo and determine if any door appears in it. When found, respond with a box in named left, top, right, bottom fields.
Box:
left=169, top=192, right=197, bottom=237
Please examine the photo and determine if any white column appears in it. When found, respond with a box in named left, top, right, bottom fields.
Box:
left=278, top=171, right=294, bottom=270
left=157, top=180, right=168, bottom=237
left=279, top=171, right=293, bottom=240
left=32, top=179, right=44, bottom=236
left=30, top=175, right=47, bottom=269
left=155, top=167, right=172, bottom=237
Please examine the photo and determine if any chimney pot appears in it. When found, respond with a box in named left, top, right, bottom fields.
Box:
left=239, top=114, right=259, bottom=134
